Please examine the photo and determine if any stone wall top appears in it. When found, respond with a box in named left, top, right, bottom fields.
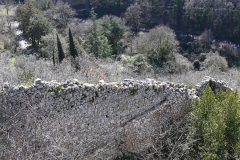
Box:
left=1, top=76, right=230, bottom=98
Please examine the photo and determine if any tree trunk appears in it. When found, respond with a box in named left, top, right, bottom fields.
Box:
left=53, top=48, right=55, bottom=66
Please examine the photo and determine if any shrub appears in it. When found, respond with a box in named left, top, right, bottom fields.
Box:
left=174, top=54, right=191, bottom=72
left=219, top=44, right=240, bottom=67
left=191, top=85, right=240, bottom=159
left=193, top=59, right=200, bottom=71
left=144, top=112, right=192, bottom=160
left=127, top=25, right=179, bottom=68
left=205, top=51, right=228, bottom=72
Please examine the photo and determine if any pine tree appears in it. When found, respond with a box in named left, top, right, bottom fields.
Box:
left=69, top=28, right=78, bottom=59
left=57, top=34, right=65, bottom=63
left=87, top=9, right=112, bottom=58
left=102, top=18, right=124, bottom=55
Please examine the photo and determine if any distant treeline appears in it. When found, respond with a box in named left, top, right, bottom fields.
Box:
left=48, top=0, right=240, bottom=43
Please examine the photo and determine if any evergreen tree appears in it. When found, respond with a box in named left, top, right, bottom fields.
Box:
left=191, top=84, right=240, bottom=159
left=87, top=9, right=112, bottom=58
left=174, top=0, right=184, bottom=26
left=102, top=18, right=124, bottom=55
left=57, top=34, right=65, bottom=63
left=28, top=13, right=52, bottom=47
left=15, top=3, right=39, bottom=41
left=69, top=28, right=78, bottom=59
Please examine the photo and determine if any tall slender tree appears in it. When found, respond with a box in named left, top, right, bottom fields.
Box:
left=57, top=34, right=65, bottom=63
left=69, top=28, right=78, bottom=59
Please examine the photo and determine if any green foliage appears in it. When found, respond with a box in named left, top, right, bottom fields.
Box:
left=191, top=85, right=240, bottom=159
left=219, top=45, right=240, bottom=67
left=15, top=3, right=39, bottom=36
left=57, top=34, right=65, bottom=63
left=28, top=13, right=52, bottom=46
left=237, top=8, right=240, bottom=39
left=69, top=28, right=78, bottom=59
left=125, top=54, right=152, bottom=72
left=21, top=82, right=31, bottom=87
left=87, top=9, right=112, bottom=58
left=147, top=38, right=173, bottom=66
left=102, top=17, right=124, bottom=55
left=174, top=0, right=184, bottom=25
left=40, top=0, right=51, bottom=10
left=120, top=155, right=132, bottom=160
left=40, top=29, right=57, bottom=64
left=94, top=0, right=122, bottom=16
left=53, top=85, right=65, bottom=93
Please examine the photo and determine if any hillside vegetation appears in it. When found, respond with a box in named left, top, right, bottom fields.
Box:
left=0, top=0, right=240, bottom=87
left=1, top=0, right=240, bottom=159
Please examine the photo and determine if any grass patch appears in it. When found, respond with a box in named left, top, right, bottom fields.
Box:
left=186, top=82, right=195, bottom=89
left=53, top=85, right=65, bottom=93
left=21, top=82, right=31, bottom=87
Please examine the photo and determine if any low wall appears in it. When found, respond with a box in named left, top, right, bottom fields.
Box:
left=0, top=77, right=230, bottom=159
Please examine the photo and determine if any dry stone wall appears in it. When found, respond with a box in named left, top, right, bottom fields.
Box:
left=0, top=77, right=230, bottom=159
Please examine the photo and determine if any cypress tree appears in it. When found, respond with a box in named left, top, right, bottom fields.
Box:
left=57, top=34, right=65, bottom=63
left=69, top=28, right=78, bottom=59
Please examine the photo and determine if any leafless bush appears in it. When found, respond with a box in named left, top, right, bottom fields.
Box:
left=173, top=53, right=191, bottom=73
left=0, top=32, right=17, bottom=52
left=0, top=16, right=7, bottom=33
left=0, top=90, right=78, bottom=159
left=66, top=19, right=92, bottom=46
left=127, top=25, right=178, bottom=55
left=197, top=29, right=213, bottom=50
left=143, top=114, right=193, bottom=160
left=1, top=49, right=240, bottom=93
left=205, top=51, right=228, bottom=72
left=0, top=51, right=146, bottom=84
left=121, top=102, right=193, bottom=160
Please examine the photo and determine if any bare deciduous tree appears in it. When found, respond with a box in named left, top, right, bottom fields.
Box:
left=53, top=1, right=76, bottom=28
left=125, top=2, right=142, bottom=30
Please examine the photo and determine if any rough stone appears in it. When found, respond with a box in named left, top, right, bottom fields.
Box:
left=0, top=77, right=230, bottom=159
left=34, top=78, right=42, bottom=85
left=3, top=82, right=10, bottom=89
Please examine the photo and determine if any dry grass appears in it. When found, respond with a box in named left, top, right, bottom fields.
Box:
left=0, top=51, right=239, bottom=92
